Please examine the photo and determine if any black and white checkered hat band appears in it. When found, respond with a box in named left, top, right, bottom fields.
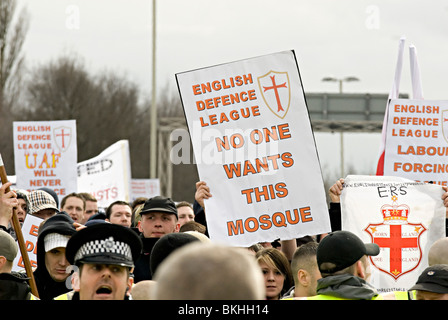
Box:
left=74, top=236, right=132, bottom=263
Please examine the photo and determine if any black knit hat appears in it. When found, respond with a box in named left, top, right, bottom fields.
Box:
left=37, top=212, right=76, bottom=238
left=149, top=232, right=199, bottom=276
left=35, top=212, right=77, bottom=273
left=317, top=230, right=380, bottom=273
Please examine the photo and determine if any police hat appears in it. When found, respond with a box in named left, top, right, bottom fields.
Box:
left=66, top=223, right=142, bottom=268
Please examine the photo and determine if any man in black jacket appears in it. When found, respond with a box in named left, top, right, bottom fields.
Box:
left=0, top=229, right=37, bottom=300
left=133, top=196, right=179, bottom=283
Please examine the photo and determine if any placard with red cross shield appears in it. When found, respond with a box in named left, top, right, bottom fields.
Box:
left=53, top=126, right=73, bottom=152
left=341, top=175, right=446, bottom=293
left=365, top=221, right=426, bottom=280
left=257, top=71, right=291, bottom=119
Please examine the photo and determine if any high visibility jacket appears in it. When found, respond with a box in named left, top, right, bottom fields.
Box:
left=301, top=290, right=415, bottom=300
left=53, top=291, right=76, bottom=300
left=383, top=290, right=416, bottom=300
left=305, top=294, right=384, bottom=300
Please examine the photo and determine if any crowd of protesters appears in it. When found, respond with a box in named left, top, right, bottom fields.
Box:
left=1, top=178, right=448, bottom=301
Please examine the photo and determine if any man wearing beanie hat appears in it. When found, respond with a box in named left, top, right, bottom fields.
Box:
left=64, top=223, right=142, bottom=300
left=0, top=230, right=38, bottom=299
left=133, top=196, right=179, bottom=283
left=33, top=212, right=77, bottom=300
left=14, top=189, right=29, bottom=224
left=149, top=232, right=200, bottom=277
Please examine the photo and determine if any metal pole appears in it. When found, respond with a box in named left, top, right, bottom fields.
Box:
left=338, top=79, right=344, bottom=177
left=150, top=0, right=157, bottom=178
left=340, top=132, right=344, bottom=178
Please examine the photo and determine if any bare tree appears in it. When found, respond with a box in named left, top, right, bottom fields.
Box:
left=157, top=82, right=184, bottom=118
left=25, top=55, right=96, bottom=120
left=0, top=0, right=28, bottom=110
left=0, top=0, right=29, bottom=174
left=24, top=55, right=151, bottom=178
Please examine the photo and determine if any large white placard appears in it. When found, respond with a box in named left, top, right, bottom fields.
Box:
left=77, top=140, right=132, bottom=208
left=13, top=120, right=78, bottom=201
left=176, top=50, right=331, bottom=246
left=342, top=175, right=445, bottom=293
left=384, top=99, right=448, bottom=186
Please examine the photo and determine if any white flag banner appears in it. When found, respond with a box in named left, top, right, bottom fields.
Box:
left=176, top=50, right=331, bottom=246
left=383, top=99, right=448, bottom=187
left=77, top=140, right=132, bottom=208
left=341, top=175, right=445, bottom=293
left=13, top=120, right=78, bottom=201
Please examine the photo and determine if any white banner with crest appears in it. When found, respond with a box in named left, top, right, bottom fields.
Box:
left=341, top=175, right=445, bottom=293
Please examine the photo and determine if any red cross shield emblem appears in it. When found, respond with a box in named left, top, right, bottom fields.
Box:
left=364, top=197, right=426, bottom=280
left=441, top=110, right=448, bottom=144
left=53, top=126, right=72, bottom=152
left=257, top=71, right=291, bottom=119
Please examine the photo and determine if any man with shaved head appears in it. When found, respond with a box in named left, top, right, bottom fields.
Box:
left=428, top=237, right=448, bottom=266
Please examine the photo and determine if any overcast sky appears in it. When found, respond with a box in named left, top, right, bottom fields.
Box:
left=15, top=0, right=448, bottom=178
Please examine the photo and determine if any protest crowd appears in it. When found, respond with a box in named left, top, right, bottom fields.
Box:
left=1, top=175, right=448, bottom=301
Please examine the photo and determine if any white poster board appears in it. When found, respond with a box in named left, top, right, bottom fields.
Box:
left=176, top=50, right=331, bottom=246
left=13, top=120, right=78, bottom=200
left=12, top=214, right=43, bottom=272
left=77, top=140, right=132, bottom=208
left=342, top=175, right=445, bottom=293
left=384, top=99, right=448, bottom=186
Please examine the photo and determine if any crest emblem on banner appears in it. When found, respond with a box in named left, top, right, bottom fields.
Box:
left=53, top=126, right=72, bottom=152
left=364, top=196, right=426, bottom=280
left=257, top=71, right=291, bottom=119
left=441, top=110, right=448, bottom=144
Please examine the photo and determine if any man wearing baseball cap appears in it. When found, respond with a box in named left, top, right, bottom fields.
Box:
left=64, top=222, right=142, bottom=300
left=306, top=230, right=382, bottom=300
left=133, top=196, right=178, bottom=283
left=409, top=264, right=448, bottom=300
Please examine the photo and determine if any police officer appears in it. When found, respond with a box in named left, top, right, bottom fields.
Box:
left=57, top=222, right=142, bottom=300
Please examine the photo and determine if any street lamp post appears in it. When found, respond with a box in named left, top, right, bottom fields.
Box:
left=321, top=76, right=360, bottom=178
left=322, top=76, right=359, bottom=94
left=150, top=0, right=157, bottom=179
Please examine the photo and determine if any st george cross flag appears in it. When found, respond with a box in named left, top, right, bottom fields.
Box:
left=341, top=175, right=445, bottom=293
